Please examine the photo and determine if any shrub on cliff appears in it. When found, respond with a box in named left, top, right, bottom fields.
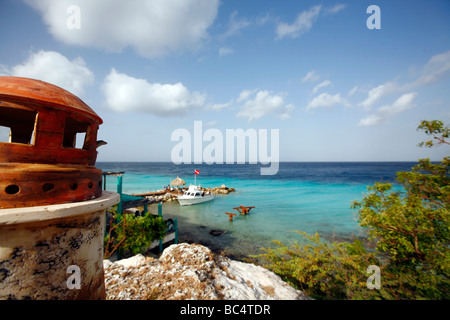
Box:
left=256, top=232, right=378, bottom=300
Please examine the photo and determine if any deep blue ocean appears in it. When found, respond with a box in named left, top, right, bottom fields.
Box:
left=97, top=162, right=417, bottom=259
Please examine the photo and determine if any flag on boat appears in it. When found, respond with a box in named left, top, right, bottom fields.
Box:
left=195, top=169, right=200, bottom=175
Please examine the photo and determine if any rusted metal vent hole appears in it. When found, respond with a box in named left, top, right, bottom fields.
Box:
left=5, top=184, right=20, bottom=195
left=88, top=181, right=93, bottom=189
left=70, top=183, right=78, bottom=191
left=42, top=183, right=54, bottom=192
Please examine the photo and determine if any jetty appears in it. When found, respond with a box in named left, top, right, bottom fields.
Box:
left=226, top=205, right=256, bottom=221
left=131, top=190, right=168, bottom=197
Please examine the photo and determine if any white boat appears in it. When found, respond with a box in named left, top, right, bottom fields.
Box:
left=177, top=185, right=214, bottom=206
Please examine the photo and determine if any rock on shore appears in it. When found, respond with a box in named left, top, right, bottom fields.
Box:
left=103, top=243, right=309, bottom=300
left=145, top=185, right=236, bottom=202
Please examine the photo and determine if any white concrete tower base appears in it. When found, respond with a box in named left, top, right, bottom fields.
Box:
left=0, top=191, right=119, bottom=300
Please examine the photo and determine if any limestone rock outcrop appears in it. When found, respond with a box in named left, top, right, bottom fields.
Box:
left=104, top=243, right=309, bottom=300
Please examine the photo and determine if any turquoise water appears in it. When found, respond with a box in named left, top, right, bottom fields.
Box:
left=98, top=162, right=414, bottom=259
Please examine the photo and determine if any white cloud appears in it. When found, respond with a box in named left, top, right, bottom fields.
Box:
left=219, top=47, right=234, bottom=56
left=348, top=86, right=358, bottom=96
left=204, top=120, right=218, bottom=127
left=358, top=81, right=399, bottom=110
left=306, top=92, right=344, bottom=111
left=409, top=50, right=450, bottom=87
left=256, top=13, right=271, bottom=26
left=311, top=80, right=332, bottom=95
left=236, top=90, right=294, bottom=121
left=101, top=69, right=205, bottom=117
left=301, top=70, right=321, bottom=83
left=237, top=89, right=257, bottom=103
left=222, top=11, right=251, bottom=38
left=357, top=114, right=381, bottom=127
left=26, top=0, right=219, bottom=58
left=276, top=5, right=321, bottom=39
left=358, top=92, right=417, bottom=127
left=379, top=92, right=417, bottom=115
left=324, top=4, right=347, bottom=15
left=210, top=102, right=231, bottom=111
left=358, top=50, right=450, bottom=110
left=0, top=50, right=94, bottom=97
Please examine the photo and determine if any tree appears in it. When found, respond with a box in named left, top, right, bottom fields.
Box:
left=351, top=120, right=449, bottom=298
left=417, top=120, right=450, bottom=148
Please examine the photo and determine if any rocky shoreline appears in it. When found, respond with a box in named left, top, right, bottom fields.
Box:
left=144, top=185, right=235, bottom=202
left=104, top=243, right=309, bottom=300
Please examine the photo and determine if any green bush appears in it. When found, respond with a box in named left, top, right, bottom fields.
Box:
left=256, top=232, right=377, bottom=300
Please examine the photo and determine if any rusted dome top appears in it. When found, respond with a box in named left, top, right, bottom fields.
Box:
left=0, top=76, right=102, bottom=124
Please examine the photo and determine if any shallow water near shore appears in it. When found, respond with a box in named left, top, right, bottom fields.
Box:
left=98, top=162, right=415, bottom=259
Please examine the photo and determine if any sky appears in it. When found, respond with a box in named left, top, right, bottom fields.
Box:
left=0, top=0, right=449, bottom=163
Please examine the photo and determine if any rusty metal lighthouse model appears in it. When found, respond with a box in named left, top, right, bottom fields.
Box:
left=0, top=76, right=119, bottom=299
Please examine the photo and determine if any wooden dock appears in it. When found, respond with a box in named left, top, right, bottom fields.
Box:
left=130, top=190, right=168, bottom=197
